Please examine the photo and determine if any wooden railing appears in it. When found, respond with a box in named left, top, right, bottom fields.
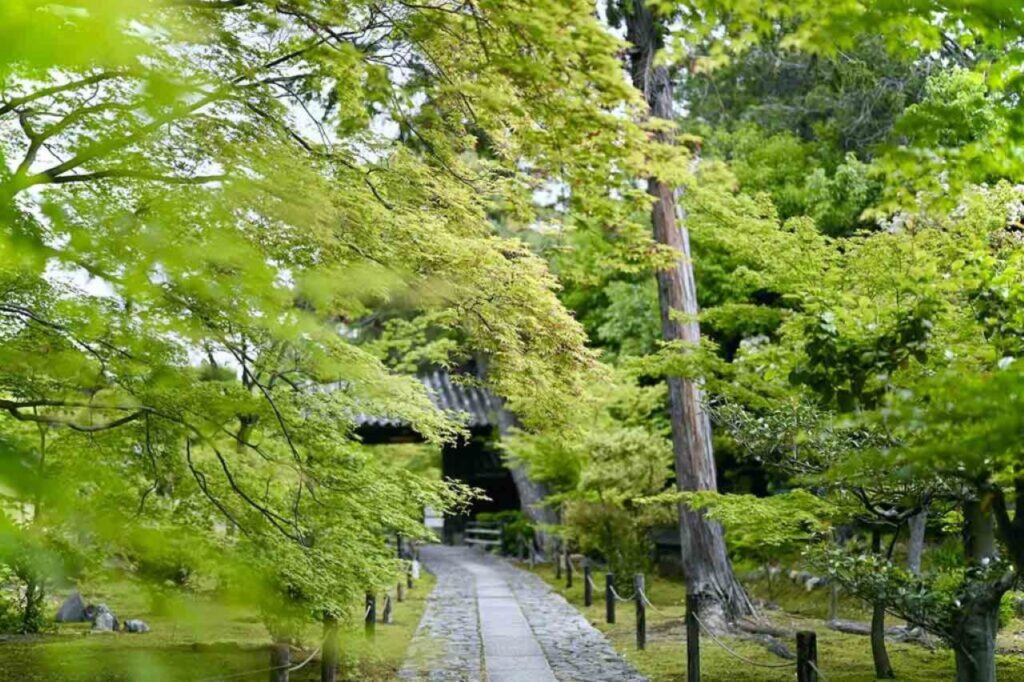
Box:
left=464, top=521, right=503, bottom=550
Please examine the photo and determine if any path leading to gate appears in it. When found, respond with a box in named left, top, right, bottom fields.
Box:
left=400, top=545, right=647, bottom=682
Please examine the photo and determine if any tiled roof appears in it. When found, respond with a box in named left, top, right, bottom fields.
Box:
left=354, top=369, right=501, bottom=428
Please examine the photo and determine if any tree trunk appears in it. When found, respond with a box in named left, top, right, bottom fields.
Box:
left=624, top=0, right=752, bottom=624
left=827, top=583, right=839, bottom=623
left=269, top=640, right=290, bottom=682
left=907, top=509, right=927, bottom=576
left=952, top=500, right=1010, bottom=682
left=321, top=614, right=338, bottom=682
left=21, top=575, right=44, bottom=634
left=953, top=595, right=1000, bottom=682
left=870, top=529, right=895, bottom=679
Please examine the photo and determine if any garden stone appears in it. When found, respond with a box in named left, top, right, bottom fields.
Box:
left=123, top=619, right=150, bottom=633
left=91, top=604, right=118, bottom=632
left=55, top=591, right=88, bottom=622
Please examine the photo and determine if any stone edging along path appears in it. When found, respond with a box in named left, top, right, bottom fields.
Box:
left=400, top=545, right=647, bottom=682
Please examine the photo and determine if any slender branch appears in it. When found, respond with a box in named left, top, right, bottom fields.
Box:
left=0, top=72, right=126, bottom=117
left=186, top=440, right=248, bottom=534
left=168, top=0, right=251, bottom=7
left=2, top=404, right=145, bottom=432
left=49, top=170, right=229, bottom=185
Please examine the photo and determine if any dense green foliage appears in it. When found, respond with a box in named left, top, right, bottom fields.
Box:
left=4, top=1, right=1024, bottom=679
left=0, top=0, right=659, bottom=644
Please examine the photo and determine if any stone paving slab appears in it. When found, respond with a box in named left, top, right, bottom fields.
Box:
left=400, top=545, right=647, bottom=682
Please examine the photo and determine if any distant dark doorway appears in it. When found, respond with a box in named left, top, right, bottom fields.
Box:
left=353, top=370, right=522, bottom=543
left=441, top=428, right=521, bottom=542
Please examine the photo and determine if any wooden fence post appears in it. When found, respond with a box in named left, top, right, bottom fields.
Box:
left=565, top=550, right=573, bottom=589
left=605, top=572, right=615, bottom=624
left=397, top=581, right=405, bottom=602
left=364, top=593, right=376, bottom=637
left=529, top=538, right=536, bottom=568
left=686, top=594, right=700, bottom=682
left=270, top=640, right=290, bottom=682
left=321, top=614, right=338, bottom=682
left=583, top=558, right=593, bottom=607
left=407, top=559, right=414, bottom=589
left=634, top=573, right=645, bottom=650
left=555, top=538, right=562, bottom=580
left=382, top=594, right=393, bottom=624
left=797, top=631, right=818, bottom=682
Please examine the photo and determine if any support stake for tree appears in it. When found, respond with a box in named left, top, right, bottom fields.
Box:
left=583, top=558, right=593, bottom=607
left=321, top=614, right=338, bottom=682
left=605, top=572, right=615, bottom=624
left=270, top=640, right=290, bottom=682
left=364, top=593, right=376, bottom=637
left=686, top=594, right=700, bottom=682
left=797, top=630, right=818, bottom=682
left=634, top=573, right=646, bottom=650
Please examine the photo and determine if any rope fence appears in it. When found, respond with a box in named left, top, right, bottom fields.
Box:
left=608, top=584, right=635, bottom=602
left=195, top=642, right=322, bottom=682
left=693, top=614, right=796, bottom=669
left=561, top=555, right=824, bottom=681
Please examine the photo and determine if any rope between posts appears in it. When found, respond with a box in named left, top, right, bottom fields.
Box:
left=809, top=660, right=828, bottom=680
left=195, top=642, right=323, bottom=681
left=289, top=645, right=322, bottom=671
left=585, top=572, right=599, bottom=590
left=693, top=614, right=797, bottom=670
left=608, top=584, right=635, bottom=602
left=637, top=587, right=668, bottom=615
left=365, top=602, right=373, bottom=619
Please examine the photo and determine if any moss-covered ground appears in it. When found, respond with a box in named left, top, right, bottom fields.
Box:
left=0, top=572, right=434, bottom=681
left=528, top=563, right=1024, bottom=681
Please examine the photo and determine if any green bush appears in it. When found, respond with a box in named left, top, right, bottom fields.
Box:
left=476, top=511, right=534, bottom=556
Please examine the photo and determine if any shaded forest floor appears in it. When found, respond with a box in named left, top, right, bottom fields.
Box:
left=0, top=573, right=434, bottom=681
left=529, top=562, right=1024, bottom=681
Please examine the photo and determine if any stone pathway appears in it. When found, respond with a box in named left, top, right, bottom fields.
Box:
left=400, top=545, right=647, bottom=682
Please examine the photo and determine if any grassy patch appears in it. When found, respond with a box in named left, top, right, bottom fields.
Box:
left=528, top=563, right=1024, bottom=681
left=0, top=572, right=434, bottom=681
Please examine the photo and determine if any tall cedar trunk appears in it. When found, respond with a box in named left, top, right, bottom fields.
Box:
left=870, top=529, right=895, bottom=678
left=906, top=508, right=927, bottom=576
left=953, top=500, right=1007, bottom=682
left=624, top=0, right=752, bottom=623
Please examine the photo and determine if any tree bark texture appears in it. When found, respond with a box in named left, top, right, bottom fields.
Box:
left=869, top=529, right=895, bottom=679
left=624, top=0, right=752, bottom=623
left=321, top=614, right=338, bottom=682
left=906, top=508, right=927, bottom=576
left=953, top=500, right=1009, bottom=682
